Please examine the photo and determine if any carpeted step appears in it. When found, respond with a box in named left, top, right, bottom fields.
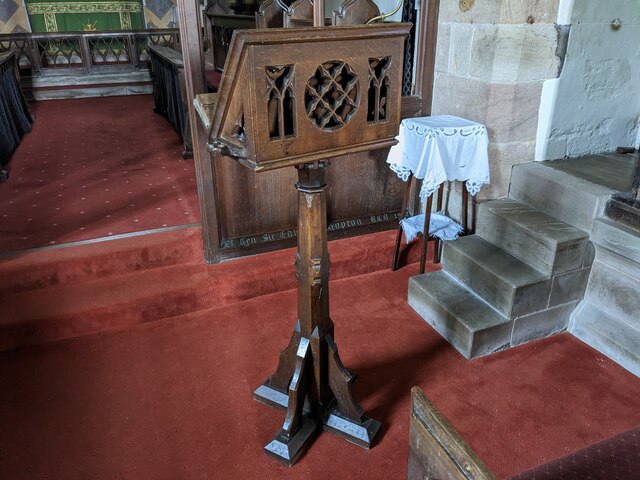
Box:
left=0, top=262, right=218, bottom=352
left=408, top=270, right=511, bottom=358
left=3, top=262, right=639, bottom=479
left=0, top=226, right=204, bottom=294
left=477, top=198, right=589, bottom=276
left=442, top=235, right=551, bottom=319
left=0, top=229, right=423, bottom=352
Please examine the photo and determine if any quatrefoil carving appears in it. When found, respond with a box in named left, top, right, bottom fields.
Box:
left=305, top=61, right=360, bottom=131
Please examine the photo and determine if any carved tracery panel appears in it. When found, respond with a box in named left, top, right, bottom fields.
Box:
left=305, top=61, right=359, bottom=131
left=266, top=64, right=296, bottom=140
left=367, top=56, right=391, bottom=123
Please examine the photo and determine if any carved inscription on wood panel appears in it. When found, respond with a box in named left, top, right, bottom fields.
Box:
left=219, top=211, right=402, bottom=249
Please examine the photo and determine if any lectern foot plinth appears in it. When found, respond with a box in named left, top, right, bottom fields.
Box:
left=322, top=406, right=381, bottom=449
left=253, top=383, right=290, bottom=410
left=255, top=383, right=382, bottom=452
left=264, top=414, right=319, bottom=466
left=253, top=329, right=381, bottom=466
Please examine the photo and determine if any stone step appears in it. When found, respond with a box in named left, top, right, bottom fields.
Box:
left=477, top=198, right=589, bottom=276
left=23, top=71, right=153, bottom=101
left=509, top=161, right=617, bottom=232
left=571, top=302, right=640, bottom=378
left=408, top=270, right=511, bottom=359
left=442, top=235, right=551, bottom=318
left=605, top=194, right=640, bottom=233
left=584, top=253, right=640, bottom=330
left=592, top=217, right=640, bottom=264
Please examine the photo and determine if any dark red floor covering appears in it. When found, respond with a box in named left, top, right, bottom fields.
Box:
left=0, top=228, right=424, bottom=351
left=1, top=266, right=639, bottom=479
left=0, top=95, right=199, bottom=253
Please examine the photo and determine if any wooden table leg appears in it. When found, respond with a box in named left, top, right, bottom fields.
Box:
left=392, top=173, right=414, bottom=271
left=420, top=193, right=433, bottom=275
left=470, top=194, right=477, bottom=234
left=462, top=186, right=469, bottom=234
left=433, top=183, right=445, bottom=264
left=253, top=161, right=380, bottom=466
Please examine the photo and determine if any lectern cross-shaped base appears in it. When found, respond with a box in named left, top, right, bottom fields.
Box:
left=252, top=162, right=381, bottom=466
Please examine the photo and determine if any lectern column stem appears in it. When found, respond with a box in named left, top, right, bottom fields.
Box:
left=295, top=162, right=331, bottom=340
left=253, top=161, right=380, bottom=467
left=295, top=162, right=332, bottom=410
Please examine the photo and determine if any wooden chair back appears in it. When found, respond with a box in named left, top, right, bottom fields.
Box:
left=332, top=0, right=380, bottom=26
left=255, top=0, right=288, bottom=28
left=283, top=0, right=317, bottom=27
left=206, top=0, right=258, bottom=70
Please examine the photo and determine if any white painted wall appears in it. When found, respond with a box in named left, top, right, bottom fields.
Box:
left=536, top=0, right=640, bottom=160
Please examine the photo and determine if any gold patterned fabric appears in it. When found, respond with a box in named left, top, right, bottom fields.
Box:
left=26, top=0, right=143, bottom=32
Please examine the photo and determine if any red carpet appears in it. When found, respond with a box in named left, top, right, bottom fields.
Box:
left=0, top=95, right=199, bottom=253
left=1, top=231, right=639, bottom=479
left=0, top=228, right=422, bottom=351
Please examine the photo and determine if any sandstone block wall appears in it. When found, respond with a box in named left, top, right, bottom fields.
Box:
left=432, top=0, right=562, bottom=202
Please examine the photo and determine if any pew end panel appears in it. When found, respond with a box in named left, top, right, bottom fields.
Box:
left=147, top=45, right=193, bottom=158
left=409, top=387, right=496, bottom=480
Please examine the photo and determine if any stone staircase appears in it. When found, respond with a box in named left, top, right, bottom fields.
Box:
left=570, top=216, right=640, bottom=377
left=409, top=153, right=638, bottom=363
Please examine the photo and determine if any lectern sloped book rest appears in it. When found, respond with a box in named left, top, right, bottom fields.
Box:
left=206, top=24, right=411, bottom=466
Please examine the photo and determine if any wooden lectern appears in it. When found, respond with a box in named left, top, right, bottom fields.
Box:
left=206, top=23, right=410, bottom=466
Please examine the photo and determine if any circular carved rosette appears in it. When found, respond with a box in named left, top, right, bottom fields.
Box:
left=305, top=61, right=360, bottom=131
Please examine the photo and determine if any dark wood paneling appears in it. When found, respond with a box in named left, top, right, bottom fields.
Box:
left=183, top=0, right=440, bottom=262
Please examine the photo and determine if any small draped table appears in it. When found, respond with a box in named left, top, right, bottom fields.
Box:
left=386, top=115, right=490, bottom=273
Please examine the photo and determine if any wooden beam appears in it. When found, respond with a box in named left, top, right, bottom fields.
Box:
left=175, top=0, right=222, bottom=263
left=313, top=0, right=324, bottom=27
left=414, top=0, right=439, bottom=116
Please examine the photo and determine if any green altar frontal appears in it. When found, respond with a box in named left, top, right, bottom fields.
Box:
left=26, top=0, right=144, bottom=32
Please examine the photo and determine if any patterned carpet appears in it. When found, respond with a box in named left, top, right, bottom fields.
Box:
left=0, top=95, right=200, bottom=253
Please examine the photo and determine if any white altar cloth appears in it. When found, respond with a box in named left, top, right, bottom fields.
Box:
left=386, top=115, right=490, bottom=200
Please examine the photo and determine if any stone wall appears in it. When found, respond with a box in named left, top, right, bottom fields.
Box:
left=536, top=0, right=640, bottom=160
left=431, top=0, right=563, bottom=201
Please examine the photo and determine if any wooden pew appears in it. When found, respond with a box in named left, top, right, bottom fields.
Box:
left=408, top=387, right=496, bottom=480
left=0, top=51, right=32, bottom=181
left=147, top=1, right=266, bottom=158
left=205, top=0, right=258, bottom=74
left=332, top=0, right=380, bottom=26
left=408, top=386, right=640, bottom=480
left=147, top=44, right=193, bottom=158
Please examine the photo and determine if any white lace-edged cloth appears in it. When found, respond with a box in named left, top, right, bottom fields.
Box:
left=400, top=212, right=464, bottom=243
left=387, top=115, right=490, bottom=200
